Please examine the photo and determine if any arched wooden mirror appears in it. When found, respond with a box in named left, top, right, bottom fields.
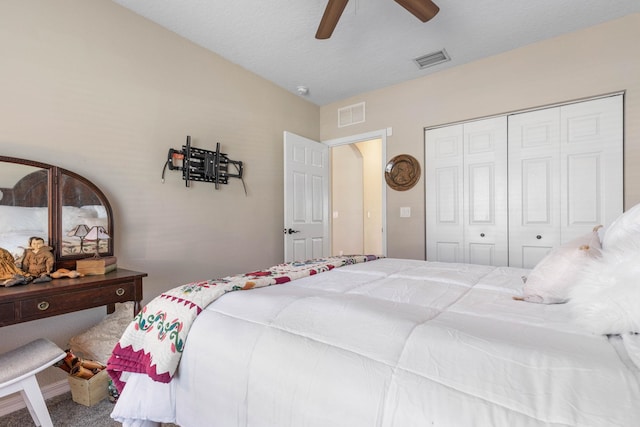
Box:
left=0, top=156, right=113, bottom=270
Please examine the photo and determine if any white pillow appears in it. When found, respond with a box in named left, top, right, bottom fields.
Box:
left=68, top=302, right=134, bottom=363
left=518, top=229, right=601, bottom=304
left=602, top=202, right=640, bottom=251
left=81, top=205, right=107, bottom=219
left=569, top=248, right=640, bottom=335
left=61, top=206, right=98, bottom=233
left=0, top=205, right=48, bottom=233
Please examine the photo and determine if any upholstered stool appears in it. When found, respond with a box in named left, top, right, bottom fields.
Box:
left=0, top=338, right=66, bottom=427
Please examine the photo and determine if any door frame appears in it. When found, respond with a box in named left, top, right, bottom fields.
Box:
left=323, top=129, right=388, bottom=257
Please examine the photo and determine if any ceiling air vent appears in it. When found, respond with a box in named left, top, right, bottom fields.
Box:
left=338, top=102, right=365, bottom=128
left=414, top=49, right=450, bottom=70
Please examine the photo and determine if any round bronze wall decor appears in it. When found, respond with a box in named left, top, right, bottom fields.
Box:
left=384, top=154, right=421, bottom=191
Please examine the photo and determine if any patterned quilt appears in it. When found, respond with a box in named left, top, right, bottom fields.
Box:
left=107, top=255, right=378, bottom=391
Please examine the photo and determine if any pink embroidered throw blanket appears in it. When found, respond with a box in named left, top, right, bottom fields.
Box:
left=107, top=255, right=378, bottom=391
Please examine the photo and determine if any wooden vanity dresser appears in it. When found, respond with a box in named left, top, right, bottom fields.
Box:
left=0, top=269, right=146, bottom=326
left=0, top=155, right=146, bottom=326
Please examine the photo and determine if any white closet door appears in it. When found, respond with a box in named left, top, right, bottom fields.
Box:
left=463, top=117, right=508, bottom=266
left=425, top=124, right=464, bottom=262
left=560, top=95, right=623, bottom=241
left=428, top=95, right=622, bottom=268
left=508, top=108, right=561, bottom=268
left=509, top=94, right=623, bottom=268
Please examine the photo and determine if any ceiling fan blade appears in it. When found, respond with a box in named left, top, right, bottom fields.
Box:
left=394, top=0, right=439, bottom=22
left=316, top=0, right=350, bottom=39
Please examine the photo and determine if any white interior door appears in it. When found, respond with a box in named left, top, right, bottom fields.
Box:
left=425, top=124, right=464, bottom=262
left=508, top=94, right=623, bottom=268
left=426, top=118, right=508, bottom=266
left=559, top=95, right=623, bottom=241
left=427, top=94, right=622, bottom=269
left=283, top=131, right=330, bottom=262
left=463, top=117, right=508, bottom=266
left=508, top=107, right=561, bottom=268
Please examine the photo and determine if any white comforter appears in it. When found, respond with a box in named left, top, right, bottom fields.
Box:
left=112, top=258, right=640, bottom=427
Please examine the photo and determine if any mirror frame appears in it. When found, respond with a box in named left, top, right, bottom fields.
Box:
left=0, top=156, right=114, bottom=270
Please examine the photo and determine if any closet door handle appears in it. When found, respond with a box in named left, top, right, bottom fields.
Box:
left=480, top=233, right=485, bottom=237
left=536, top=235, right=542, bottom=240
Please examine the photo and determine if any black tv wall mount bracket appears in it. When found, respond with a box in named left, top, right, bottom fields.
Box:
left=161, top=135, right=246, bottom=195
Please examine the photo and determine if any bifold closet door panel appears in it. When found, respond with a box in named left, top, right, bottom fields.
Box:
left=559, top=95, right=623, bottom=242
left=425, top=124, right=464, bottom=263
left=426, top=117, right=508, bottom=266
left=508, top=108, right=562, bottom=269
left=508, top=95, right=623, bottom=268
left=463, top=117, right=508, bottom=266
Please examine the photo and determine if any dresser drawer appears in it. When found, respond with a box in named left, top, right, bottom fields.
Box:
left=0, top=302, right=15, bottom=325
left=20, top=281, right=136, bottom=319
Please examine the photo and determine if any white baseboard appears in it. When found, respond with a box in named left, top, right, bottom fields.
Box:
left=0, top=379, right=70, bottom=417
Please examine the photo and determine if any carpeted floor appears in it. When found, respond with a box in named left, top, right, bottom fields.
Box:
left=0, top=392, right=179, bottom=427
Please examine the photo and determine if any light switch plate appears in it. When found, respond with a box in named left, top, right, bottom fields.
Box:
left=400, top=207, right=411, bottom=218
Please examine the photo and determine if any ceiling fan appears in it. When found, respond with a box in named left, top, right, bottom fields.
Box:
left=316, top=0, right=440, bottom=39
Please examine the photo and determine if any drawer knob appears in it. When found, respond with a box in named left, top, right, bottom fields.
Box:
left=37, top=301, right=50, bottom=311
left=115, top=287, right=125, bottom=296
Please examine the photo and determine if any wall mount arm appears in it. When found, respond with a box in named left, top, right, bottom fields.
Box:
left=161, top=136, right=246, bottom=195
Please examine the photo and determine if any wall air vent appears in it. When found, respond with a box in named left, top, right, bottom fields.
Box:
left=414, top=49, right=450, bottom=70
left=338, top=102, right=365, bottom=128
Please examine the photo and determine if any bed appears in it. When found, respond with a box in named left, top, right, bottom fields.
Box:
left=109, top=206, right=640, bottom=427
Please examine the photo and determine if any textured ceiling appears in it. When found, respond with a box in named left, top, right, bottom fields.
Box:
left=110, top=0, right=640, bottom=106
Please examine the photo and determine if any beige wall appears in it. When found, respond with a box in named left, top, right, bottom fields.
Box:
left=320, top=14, right=640, bottom=260
left=331, top=145, right=364, bottom=255
left=356, top=140, right=383, bottom=255
left=331, top=140, right=383, bottom=256
left=0, top=0, right=318, bottom=390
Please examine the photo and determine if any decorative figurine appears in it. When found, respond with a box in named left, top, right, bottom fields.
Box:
left=0, top=247, right=32, bottom=287
left=21, top=236, right=54, bottom=283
